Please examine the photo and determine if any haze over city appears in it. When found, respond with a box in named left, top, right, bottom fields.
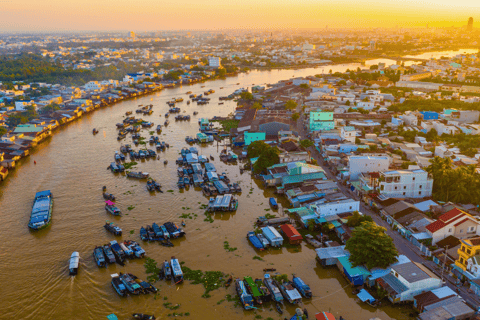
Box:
left=1, top=0, right=479, bottom=31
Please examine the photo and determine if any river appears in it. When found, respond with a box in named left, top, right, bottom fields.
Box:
left=0, top=57, right=444, bottom=320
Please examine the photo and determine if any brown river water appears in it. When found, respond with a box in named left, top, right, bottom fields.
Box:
left=0, top=66, right=415, bottom=320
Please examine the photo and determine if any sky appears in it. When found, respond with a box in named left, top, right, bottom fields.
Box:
left=0, top=0, right=479, bottom=32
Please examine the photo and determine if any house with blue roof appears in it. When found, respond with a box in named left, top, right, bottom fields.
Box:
left=336, top=255, right=371, bottom=286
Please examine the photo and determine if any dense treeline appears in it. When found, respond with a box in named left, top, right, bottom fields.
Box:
left=426, top=157, right=480, bottom=205
left=0, top=54, right=142, bottom=85
left=389, top=99, right=480, bottom=113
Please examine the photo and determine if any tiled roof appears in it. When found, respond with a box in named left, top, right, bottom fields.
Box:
left=426, top=220, right=446, bottom=233
left=439, top=208, right=465, bottom=223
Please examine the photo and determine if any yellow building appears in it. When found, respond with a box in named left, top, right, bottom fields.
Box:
left=455, top=237, right=480, bottom=271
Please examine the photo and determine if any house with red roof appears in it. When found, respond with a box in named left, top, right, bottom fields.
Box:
left=426, top=208, right=480, bottom=245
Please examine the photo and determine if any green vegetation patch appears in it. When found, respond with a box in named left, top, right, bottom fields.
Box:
left=182, top=266, right=226, bottom=298
left=223, top=241, right=237, bottom=252
left=123, top=162, right=138, bottom=170
left=144, top=257, right=161, bottom=283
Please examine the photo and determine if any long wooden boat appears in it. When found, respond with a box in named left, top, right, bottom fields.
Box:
left=28, top=190, right=53, bottom=230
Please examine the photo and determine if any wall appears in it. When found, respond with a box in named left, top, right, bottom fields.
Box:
left=348, top=156, right=390, bottom=180
left=244, top=131, right=266, bottom=146
left=315, top=200, right=360, bottom=217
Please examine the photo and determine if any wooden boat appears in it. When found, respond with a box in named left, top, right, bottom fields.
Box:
left=170, top=257, right=183, bottom=283
left=269, top=197, right=278, bottom=209
left=292, top=275, right=312, bottom=298
left=92, top=128, right=99, bottom=134
left=103, top=244, right=116, bottom=264
left=225, top=276, right=233, bottom=287
left=104, top=221, right=122, bottom=236
left=133, top=314, right=156, bottom=320
left=29, top=190, right=53, bottom=230
left=247, top=231, right=264, bottom=250
left=69, top=252, right=80, bottom=275
left=93, top=246, right=107, bottom=267
left=236, top=279, right=255, bottom=310
left=162, top=260, right=172, bottom=280
left=105, top=201, right=121, bottom=216
left=279, top=281, right=302, bottom=304
left=111, top=274, right=128, bottom=297
left=119, top=272, right=142, bottom=295
left=127, top=171, right=149, bottom=179
left=244, top=276, right=263, bottom=304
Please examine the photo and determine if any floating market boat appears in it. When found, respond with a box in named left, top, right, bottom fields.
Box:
left=292, top=275, right=312, bottom=298
left=103, top=244, right=116, bottom=264
left=162, top=260, right=172, bottom=280
left=247, top=231, right=264, bottom=250
left=269, top=197, right=278, bottom=209
left=140, top=227, right=148, bottom=241
left=111, top=274, right=128, bottom=297
left=256, top=233, right=270, bottom=248
left=105, top=200, right=121, bottom=216
left=235, top=279, right=255, bottom=310
left=69, top=252, right=80, bottom=275
left=132, top=314, right=155, bottom=320
left=119, top=272, right=142, bottom=295
left=103, top=192, right=115, bottom=201
left=263, top=274, right=284, bottom=302
left=109, top=240, right=126, bottom=264
left=244, top=276, right=263, bottom=305
left=255, top=278, right=272, bottom=302
left=104, top=221, right=122, bottom=236
left=170, top=257, right=183, bottom=283
left=125, top=240, right=146, bottom=258
left=119, top=241, right=134, bottom=258
left=29, top=190, right=53, bottom=230
left=279, top=281, right=302, bottom=304
left=129, top=273, right=157, bottom=293
left=127, top=171, right=149, bottom=179
left=93, top=246, right=107, bottom=267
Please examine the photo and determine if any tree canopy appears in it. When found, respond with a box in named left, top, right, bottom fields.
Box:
left=346, top=211, right=373, bottom=228
left=345, top=221, right=398, bottom=269
left=291, top=112, right=300, bottom=121
left=239, top=91, right=253, bottom=100
left=426, top=156, right=480, bottom=204
left=247, top=141, right=280, bottom=174
left=284, top=100, right=297, bottom=110
left=299, top=139, right=314, bottom=149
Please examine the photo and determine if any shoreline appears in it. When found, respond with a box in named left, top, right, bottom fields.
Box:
left=0, top=73, right=240, bottom=185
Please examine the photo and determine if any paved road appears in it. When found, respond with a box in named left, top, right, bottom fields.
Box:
left=295, top=111, right=480, bottom=309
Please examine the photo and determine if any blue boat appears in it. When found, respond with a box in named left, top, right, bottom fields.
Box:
left=111, top=274, right=127, bottom=297
left=29, top=190, right=53, bottom=230
left=170, top=257, right=183, bottom=283
left=160, top=225, right=170, bottom=239
left=292, top=276, right=312, bottom=298
left=235, top=279, right=255, bottom=310
left=247, top=231, right=264, bottom=250
left=93, top=246, right=106, bottom=267
left=263, top=274, right=283, bottom=302
left=162, top=260, right=172, bottom=280
left=152, top=223, right=163, bottom=238
left=110, top=240, right=126, bottom=264
left=269, top=197, right=278, bottom=209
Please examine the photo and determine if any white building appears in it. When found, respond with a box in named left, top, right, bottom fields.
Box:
left=208, top=57, right=221, bottom=68
left=379, top=168, right=433, bottom=198
left=312, top=84, right=336, bottom=95
left=380, top=262, right=442, bottom=303
left=84, top=81, right=103, bottom=91
left=14, top=100, right=36, bottom=111
left=348, top=155, right=390, bottom=180
left=311, top=198, right=360, bottom=218
left=340, top=126, right=357, bottom=143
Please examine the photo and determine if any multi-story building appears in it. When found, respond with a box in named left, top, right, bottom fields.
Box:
left=208, top=57, right=221, bottom=68
left=400, top=72, right=432, bottom=82
left=426, top=208, right=480, bottom=245
left=378, top=169, right=433, bottom=198
left=309, top=111, right=334, bottom=132
left=340, top=126, right=357, bottom=143
left=456, top=237, right=480, bottom=272
left=348, top=155, right=390, bottom=180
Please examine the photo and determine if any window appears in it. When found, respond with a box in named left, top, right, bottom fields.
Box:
left=413, top=177, right=415, bottom=181
left=467, top=249, right=471, bottom=255
left=349, top=206, right=352, bottom=210
left=404, top=186, right=406, bottom=189
left=403, top=192, right=406, bottom=195
left=395, top=186, right=398, bottom=190
left=419, top=185, right=422, bottom=189
left=460, top=229, right=464, bottom=234
left=460, top=258, right=464, bottom=264
left=448, top=228, right=453, bottom=233
left=419, top=191, right=421, bottom=195
left=469, top=226, right=476, bottom=232
left=462, top=246, right=466, bottom=252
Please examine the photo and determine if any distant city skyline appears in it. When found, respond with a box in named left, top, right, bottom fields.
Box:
left=0, top=0, right=478, bottom=32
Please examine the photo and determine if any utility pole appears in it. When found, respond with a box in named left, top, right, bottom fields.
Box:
left=441, top=245, right=449, bottom=282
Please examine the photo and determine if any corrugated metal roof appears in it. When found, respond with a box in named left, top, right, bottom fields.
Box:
left=337, top=256, right=371, bottom=278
